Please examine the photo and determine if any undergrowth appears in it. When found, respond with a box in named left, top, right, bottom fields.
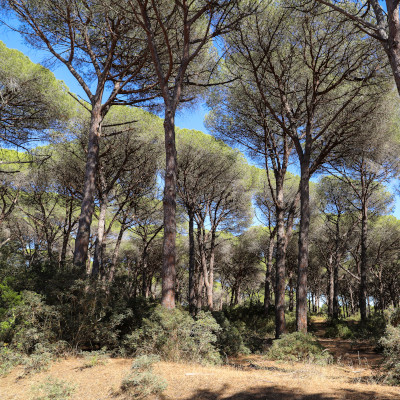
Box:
left=120, top=355, right=167, bottom=399
left=267, top=332, right=333, bottom=365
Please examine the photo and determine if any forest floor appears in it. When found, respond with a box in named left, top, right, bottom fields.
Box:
left=1, top=317, right=400, bottom=400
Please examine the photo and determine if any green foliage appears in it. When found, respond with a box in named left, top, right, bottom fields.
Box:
left=212, top=313, right=250, bottom=357
left=31, top=377, right=76, bottom=400
left=213, top=303, right=275, bottom=355
left=0, top=346, right=25, bottom=376
left=267, top=332, right=333, bottom=365
left=0, top=290, right=60, bottom=354
left=324, top=321, right=354, bottom=339
left=379, top=309, right=400, bottom=385
left=356, top=313, right=387, bottom=341
left=0, top=279, right=22, bottom=319
left=81, top=349, right=109, bottom=369
left=20, top=345, right=54, bottom=377
left=124, top=306, right=221, bottom=364
left=120, top=355, right=167, bottom=399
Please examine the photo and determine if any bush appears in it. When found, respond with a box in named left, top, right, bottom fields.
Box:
left=213, top=304, right=275, bottom=354
left=356, top=313, right=386, bottom=341
left=120, top=355, right=167, bottom=399
left=123, top=306, right=221, bottom=364
left=324, top=321, right=354, bottom=339
left=267, top=332, right=332, bottom=365
left=31, top=377, right=76, bottom=400
left=0, top=346, right=25, bottom=376
left=379, top=311, right=400, bottom=385
left=212, top=312, right=250, bottom=357
left=0, top=291, right=60, bottom=354
left=80, top=348, right=109, bottom=369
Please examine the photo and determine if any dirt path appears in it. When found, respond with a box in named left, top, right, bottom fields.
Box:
left=312, top=319, right=384, bottom=368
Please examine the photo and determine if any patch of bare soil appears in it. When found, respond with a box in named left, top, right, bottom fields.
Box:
left=312, top=318, right=384, bottom=368
left=1, top=354, right=400, bottom=400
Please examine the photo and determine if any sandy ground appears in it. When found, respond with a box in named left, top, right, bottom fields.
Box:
left=1, top=355, right=400, bottom=400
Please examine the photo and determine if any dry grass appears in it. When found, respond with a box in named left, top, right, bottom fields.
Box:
left=1, top=355, right=400, bottom=400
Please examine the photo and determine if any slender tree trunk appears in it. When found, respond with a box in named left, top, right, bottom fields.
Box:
left=289, top=275, right=294, bottom=312
left=161, top=110, right=177, bottom=309
left=92, top=193, right=108, bottom=278
left=73, top=104, right=102, bottom=269
left=264, top=234, right=275, bottom=314
left=141, top=242, right=149, bottom=298
left=359, top=193, right=368, bottom=322
left=188, top=209, right=196, bottom=315
left=206, top=231, right=216, bottom=310
left=333, top=219, right=341, bottom=319
left=275, top=204, right=287, bottom=338
left=327, top=254, right=334, bottom=318
left=108, top=224, right=124, bottom=284
left=296, top=160, right=310, bottom=333
left=59, top=198, right=74, bottom=268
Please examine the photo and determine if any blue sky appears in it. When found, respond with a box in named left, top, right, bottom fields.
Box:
left=2, top=23, right=400, bottom=219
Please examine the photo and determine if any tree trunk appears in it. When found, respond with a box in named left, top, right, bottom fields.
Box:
left=188, top=209, right=196, bottom=315
left=327, top=253, right=334, bottom=318
left=264, top=234, right=275, bottom=314
left=73, top=104, right=102, bottom=269
left=92, top=192, right=108, bottom=278
left=359, top=190, right=368, bottom=322
left=59, top=198, right=74, bottom=268
left=141, top=241, right=149, bottom=298
left=108, top=224, right=125, bottom=284
left=275, top=204, right=286, bottom=338
left=296, top=160, right=310, bottom=333
left=385, top=2, right=400, bottom=96
left=289, top=275, right=294, bottom=312
left=161, top=110, right=177, bottom=309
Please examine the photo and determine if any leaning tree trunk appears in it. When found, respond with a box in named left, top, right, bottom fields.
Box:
left=161, top=109, right=177, bottom=309
left=73, top=103, right=102, bottom=270
left=296, top=159, right=310, bottom=333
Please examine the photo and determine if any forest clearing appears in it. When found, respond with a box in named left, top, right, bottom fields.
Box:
left=3, top=0, right=400, bottom=399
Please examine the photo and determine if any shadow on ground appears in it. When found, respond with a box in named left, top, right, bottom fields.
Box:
left=180, top=384, right=397, bottom=400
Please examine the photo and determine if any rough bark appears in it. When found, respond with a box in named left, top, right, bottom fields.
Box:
left=73, top=104, right=102, bottom=269
left=161, top=110, right=177, bottom=309
left=263, top=234, right=275, bottom=314
left=296, top=160, right=310, bottom=333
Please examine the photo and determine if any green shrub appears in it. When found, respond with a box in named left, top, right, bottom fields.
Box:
left=379, top=312, right=400, bottom=385
left=120, top=355, right=167, bottom=399
left=324, top=321, right=354, bottom=339
left=20, top=346, right=54, bottom=377
left=267, top=332, right=332, bottom=365
left=124, top=306, right=221, bottom=364
left=0, top=291, right=60, bottom=354
left=356, top=313, right=386, bottom=341
left=0, top=346, right=25, bottom=376
left=81, top=349, right=109, bottom=369
left=31, top=377, right=76, bottom=400
left=213, top=304, right=275, bottom=354
left=212, top=312, right=250, bottom=356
